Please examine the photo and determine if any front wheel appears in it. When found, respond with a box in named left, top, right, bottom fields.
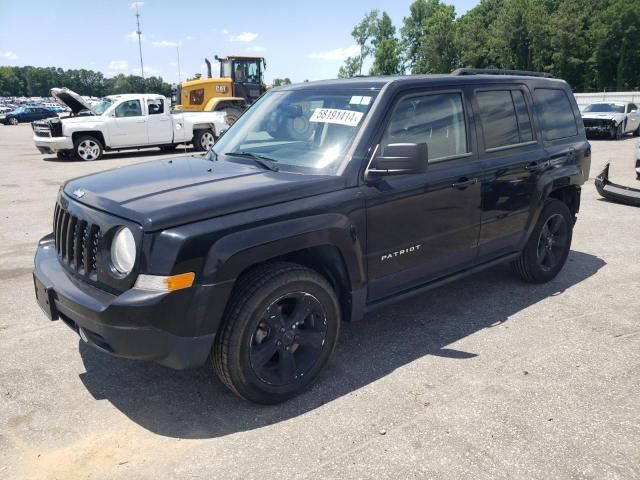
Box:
left=610, top=123, right=622, bottom=140
left=73, top=136, right=103, bottom=161
left=193, top=129, right=216, bottom=152
left=512, top=199, right=573, bottom=283
left=212, top=262, right=340, bottom=404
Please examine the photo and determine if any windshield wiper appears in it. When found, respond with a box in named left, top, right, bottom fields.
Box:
left=224, top=151, right=279, bottom=172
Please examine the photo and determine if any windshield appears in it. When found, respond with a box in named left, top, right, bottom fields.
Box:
left=213, top=89, right=377, bottom=175
left=584, top=103, right=625, bottom=113
left=91, top=99, right=114, bottom=115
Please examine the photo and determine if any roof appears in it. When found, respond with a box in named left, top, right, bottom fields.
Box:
left=275, top=73, right=567, bottom=92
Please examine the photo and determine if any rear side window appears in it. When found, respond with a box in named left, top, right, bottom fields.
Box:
left=382, top=92, right=467, bottom=161
left=534, top=88, right=577, bottom=141
left=477, top=90, right=534, bottom=149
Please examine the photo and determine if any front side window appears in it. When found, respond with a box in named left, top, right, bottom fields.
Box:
left=114, top=100, right=142, bottom=118
left=213, top=89, right=377, bottom=174
left=381, top=92, right=467, bottom=161
left=233, top=59, right=260, bottom=83
left=534, top=88, right=578, bottom=141
left=627, top=103, right=637, bottom=113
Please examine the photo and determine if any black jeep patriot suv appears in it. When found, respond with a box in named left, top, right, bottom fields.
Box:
left=34, top=70, right=590, bottom=403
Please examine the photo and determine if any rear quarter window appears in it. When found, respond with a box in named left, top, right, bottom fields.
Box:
left=534, top=88, right=577, bottom=141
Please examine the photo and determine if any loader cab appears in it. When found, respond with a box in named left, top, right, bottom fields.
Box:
left=217, top=55, right=266, bottom=103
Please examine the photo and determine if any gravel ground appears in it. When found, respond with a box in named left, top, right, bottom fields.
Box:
left=0, top=124, right=639, bottom=480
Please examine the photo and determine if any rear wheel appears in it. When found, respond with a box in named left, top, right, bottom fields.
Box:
left=8, top=117, right=18, bottom=125
left=633, top=123, right=640, bottom=137
left=193, top=129, right=216, bottom=151
left=73, top=136, right=103, bottom=161
left=212, top=262, right=340, bottom=404
left=512, top=199, right=573, bottom=283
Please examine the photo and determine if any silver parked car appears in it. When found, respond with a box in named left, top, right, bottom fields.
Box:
left=581, top=102, right=640, bottom=139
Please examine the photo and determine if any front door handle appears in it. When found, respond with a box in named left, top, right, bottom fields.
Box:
left=136, top=119, right=146, bottom=124
left=451, top=177, right=478, bottom=189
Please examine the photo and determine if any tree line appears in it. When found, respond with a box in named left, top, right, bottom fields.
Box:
left=0, top=66, right=173, bottom=97
left=339, top=0, right=640, bottom=92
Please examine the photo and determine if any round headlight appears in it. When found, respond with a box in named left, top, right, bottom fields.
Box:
left=111, top=227, right=136, bottom=274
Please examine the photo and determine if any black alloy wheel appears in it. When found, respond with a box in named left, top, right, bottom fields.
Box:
left=536, top=213, right=568, bottom=272
left=212, top=262, right=340, bottom=404
left=249, top=292, right=328, bottom=386
left=512, top=199, right=573, bottom=283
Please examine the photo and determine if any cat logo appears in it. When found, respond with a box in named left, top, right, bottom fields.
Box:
left=381, top=244, right=422, bottom=262
left=215, top=85, right=228, bottom=93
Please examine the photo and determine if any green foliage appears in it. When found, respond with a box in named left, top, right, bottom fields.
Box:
left=0, top=66, right=173, bottom=97
left=370, top=12, right=401, bottom=75
left=339, top=10, right=379, bottom=77
left=338, top=57, right=362, bottom=79
left=272, top=78, right=292, bottom=87
left=341, top=0, right=640, bottom=91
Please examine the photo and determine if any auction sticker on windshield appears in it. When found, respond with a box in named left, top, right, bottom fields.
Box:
left=310, top=108, right=364, bottom=127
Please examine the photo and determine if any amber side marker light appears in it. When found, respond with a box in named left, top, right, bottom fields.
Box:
left=134, top=272, right=195, bottom=292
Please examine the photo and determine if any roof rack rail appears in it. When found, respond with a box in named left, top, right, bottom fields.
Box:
left=451, top=68, right=554, bottom=78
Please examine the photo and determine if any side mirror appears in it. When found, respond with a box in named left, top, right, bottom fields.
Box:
left=367, top=143, right=428, bottom=178
left=631, top=109, right=637, bottom=114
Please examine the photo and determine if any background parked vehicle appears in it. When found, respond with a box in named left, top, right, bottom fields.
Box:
left=581, top=102, right=640, bottom=139
left=32, top=88, right=229, bottom=160
left=0, top=106, right=58, bottom=125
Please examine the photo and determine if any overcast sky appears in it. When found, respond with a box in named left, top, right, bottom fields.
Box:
left=0, top=0, right=479, bottom=84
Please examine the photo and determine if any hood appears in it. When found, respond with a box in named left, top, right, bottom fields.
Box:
left=63, top=156, right=344, bottom=231
left=581, top=111, right=625, bottom=121
left=50, top=87, right=92, bottom=114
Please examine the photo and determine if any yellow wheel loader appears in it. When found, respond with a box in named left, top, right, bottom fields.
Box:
left=177, top=55, right=267, bottom=124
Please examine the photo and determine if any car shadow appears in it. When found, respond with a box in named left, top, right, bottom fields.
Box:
left=41, top=146, right=197, bottom=163
left=78, top=250, right=605, bottom=439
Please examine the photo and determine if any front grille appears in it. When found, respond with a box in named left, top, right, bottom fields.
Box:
left=35, top=130, right=50, bottom=137
left=583, top=118, right=609, bottom=128
left=53, top=202, right=101, bottom=278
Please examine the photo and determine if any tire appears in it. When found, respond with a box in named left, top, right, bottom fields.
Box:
left=212, top=262, right=341, bottom=404
left=512, top=199, right=573, bottom=284
left=73, top=135, right=103, bottom=161
left=193, top=129, right=216, bottom=152
left=633, top=123, right=640, bottom=137
left=223, top=107, right=243, bottom=126
left=610, top=123, right=622, bottom=140
left=8, top=117, right=18, bottom=125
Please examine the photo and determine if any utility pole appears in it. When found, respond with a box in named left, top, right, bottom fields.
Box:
left=135, top=4, right=144, bottom=78
left=176, top=46, right=182, bottom=83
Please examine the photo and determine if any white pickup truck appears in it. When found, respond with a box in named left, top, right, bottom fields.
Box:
left=32, top=88, right=229, bottom=161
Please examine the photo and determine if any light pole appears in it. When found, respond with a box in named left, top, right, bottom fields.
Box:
left=176, top=46, right=182, bottom=83
left=135, top=4, right=144, bottom=78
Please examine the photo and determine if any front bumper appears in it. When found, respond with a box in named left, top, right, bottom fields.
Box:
left=595, top=163, right=640, bottom=207
left=33, top=135, right=74, bottom=154
left=33, top=234, right=219, bottom=369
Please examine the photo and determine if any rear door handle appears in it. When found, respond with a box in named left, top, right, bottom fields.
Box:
left=451, top=177, right=478, bottom=189
left=136, top=120, right=146, bottom=124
